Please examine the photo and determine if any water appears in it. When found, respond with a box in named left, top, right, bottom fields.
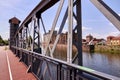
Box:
left=83, top=52, right=120, bottom=77
left=52, top=47, right=120, bottom=78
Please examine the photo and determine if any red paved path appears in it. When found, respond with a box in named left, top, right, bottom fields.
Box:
left=0, top=46, right=37, bottom=80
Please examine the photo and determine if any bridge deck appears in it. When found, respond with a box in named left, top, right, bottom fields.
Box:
left=0, top=46, right=36, bottom=80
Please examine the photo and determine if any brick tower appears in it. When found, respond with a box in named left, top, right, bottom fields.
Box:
left=9, top=17, right=21, bottom=49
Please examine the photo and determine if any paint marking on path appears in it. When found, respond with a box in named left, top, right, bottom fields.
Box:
left=6, top=52, right=13, bottom=80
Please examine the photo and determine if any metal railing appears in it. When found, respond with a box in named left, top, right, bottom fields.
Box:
left=12, top=46, right=119, bottom=80
left=9, top=0, right=120, bottom=80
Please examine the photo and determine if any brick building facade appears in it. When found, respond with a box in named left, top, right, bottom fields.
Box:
left=107, top=36, right=120, bottom=46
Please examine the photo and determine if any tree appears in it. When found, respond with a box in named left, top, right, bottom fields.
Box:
left=0, top=35, right=9, bottom=46
left=4, top=40, right=9, bottom=45
left=0, top=35, right=4, bottom=45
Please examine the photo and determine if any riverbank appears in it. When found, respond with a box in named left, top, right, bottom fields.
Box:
left=94, top=45, right=120, bottom=54
left=45, top=44, right=120, bottom=54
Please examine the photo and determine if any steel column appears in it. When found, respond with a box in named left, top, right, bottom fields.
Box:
left=76, top=0, right=82, bottom=66
left=67, top=0, right=73, bottom=63
left=32, top=15, right=41, bottom=53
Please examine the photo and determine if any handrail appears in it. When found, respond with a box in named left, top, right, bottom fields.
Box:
left=12, top=46, right=120, bottom=80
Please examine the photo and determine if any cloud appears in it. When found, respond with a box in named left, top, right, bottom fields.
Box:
left=82, top=26, right=92, bottom=31
left=55, top=26, right=91, bottom=33
left=0, top=0, right=23, bottom=18
left=84, top=19, right=108, bottom=23
left=55, top=27, right=67, bottom=33
left=107, top=31, right=120, bottom=36
left=0, top=0, right=21, bottom=9
left=92, top=33, right=106, bottom=39
left=0, top=32, right=9, bottom=40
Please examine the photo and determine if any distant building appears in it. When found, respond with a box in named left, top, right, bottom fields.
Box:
left=44, top=32, right=106, bottom=46
left=85, top=34, right=106, bottom=45
left=107, top=36, right=120, bottom=46
left=43, top=30, right=57, bottom=44
left=44, top=31, right=78, bottom=44
left=58, top=33, right=67, bottom=44
left=93, top=38, right=106, bottom=45
left=86, top=34, right=93, bottom=43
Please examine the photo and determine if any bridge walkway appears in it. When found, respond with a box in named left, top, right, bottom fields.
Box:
left=0, top=46, right=37, bottom=80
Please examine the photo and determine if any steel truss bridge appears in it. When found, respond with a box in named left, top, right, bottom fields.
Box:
left=9, top=0, right=120, bottom=80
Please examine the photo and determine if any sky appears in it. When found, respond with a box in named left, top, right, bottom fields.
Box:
left=0, top=0, right=120, bottom=40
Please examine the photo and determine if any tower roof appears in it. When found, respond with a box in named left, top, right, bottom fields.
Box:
left=9, top=17, right=21, bottom=24
left=86, top=34, right=93, bottom=38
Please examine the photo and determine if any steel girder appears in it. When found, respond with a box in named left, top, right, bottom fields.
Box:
left=90, top=0, right=120, bottom=31
left=14, top=0, right=83, bottom=64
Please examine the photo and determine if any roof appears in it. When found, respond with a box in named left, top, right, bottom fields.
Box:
left=86, top=34, right=93, bottom=38
left=107, top=36, right=120, bottom=40
left=112, top=37, right=120, bottom=40
left=9, top=17, right=21, bottom=24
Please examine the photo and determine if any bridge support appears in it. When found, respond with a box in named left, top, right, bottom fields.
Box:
left=75, top=0, right=82, bottom=66
left=9, top=0, right=120, bottom=79
left=32, top=16, right=41, bottom=53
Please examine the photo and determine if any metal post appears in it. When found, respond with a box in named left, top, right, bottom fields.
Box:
left=67, top=0, right=73, bottom=63
left=37, top=17, right=41, bottom=52
left=19, top=32, right=22, bottom=48
left=15, top=35, right=19, bottom=47
left=26, top=27, right=29, bottom=49
left=32, top=15, right=41, bottom=53
left=76, top=0, right=82, bottom=66
left=33, top=16, right=37, bottom=52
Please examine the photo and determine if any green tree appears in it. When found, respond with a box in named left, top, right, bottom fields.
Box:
left=4, top=40, right=9, bottom=45
left=0, top=35, right=9, bottom=46
left=0, top=35, right=4, bottom=45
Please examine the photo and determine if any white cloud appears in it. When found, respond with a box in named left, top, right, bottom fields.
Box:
left=92, top=33, right=106, bottom=39
left=107, top=31, right=120, bottom=37
left=1, top=32, right=9, bottom=40
left=0, top=0, right=21, bottom=8
left=82, top=33, right=105, bottom=39
left=82, top=26, right=92, bottom=31
left=55, top=27, right=67, bottom=33
left=0, top=0, right=41, bottom=40
left=55, top=26, right=91, bottom=33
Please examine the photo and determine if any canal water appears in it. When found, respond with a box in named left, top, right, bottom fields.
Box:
left=83, top=52, right=120, bottom=77
left=52, top=47, right=120, bottom=77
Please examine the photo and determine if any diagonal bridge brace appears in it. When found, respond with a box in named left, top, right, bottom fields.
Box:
left=90, top=0, right=120, bottom=31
